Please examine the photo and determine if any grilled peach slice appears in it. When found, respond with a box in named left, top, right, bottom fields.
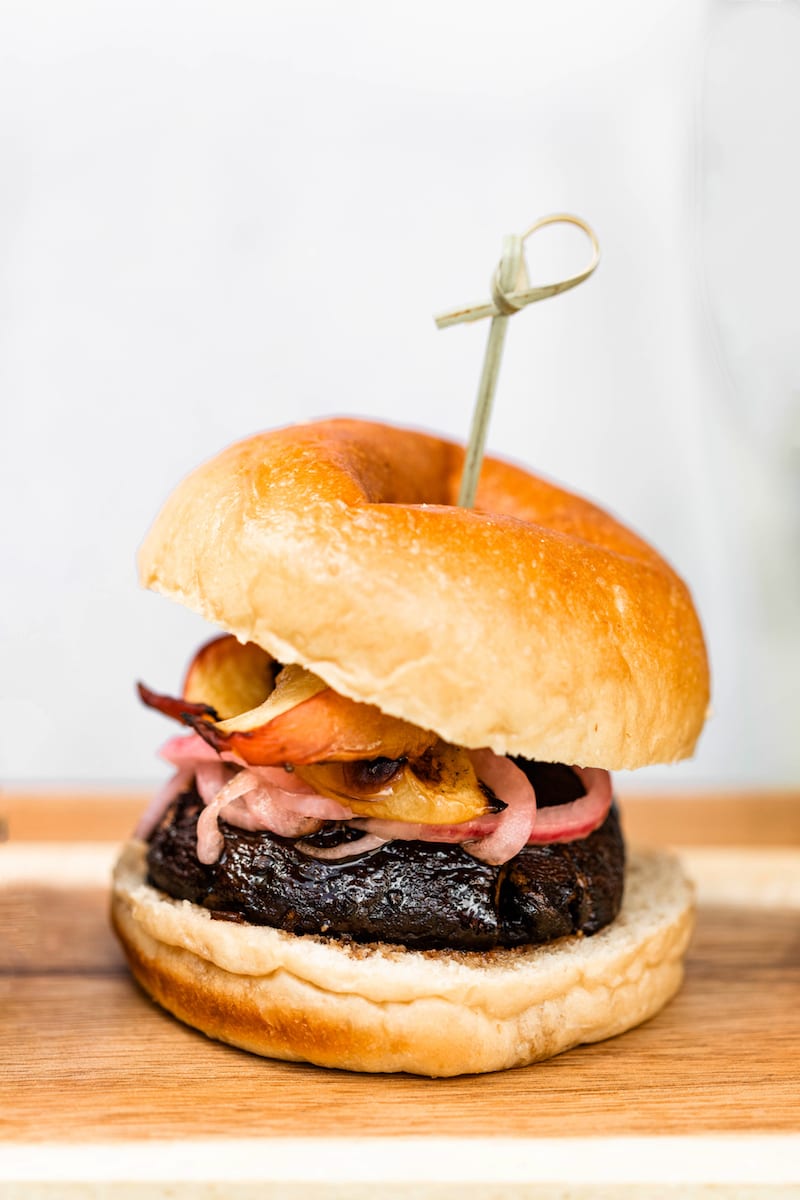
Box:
left=182, top=635, right=276, bottom=719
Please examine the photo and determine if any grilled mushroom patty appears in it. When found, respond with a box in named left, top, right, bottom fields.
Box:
left=146, top=764, right=625, bottom=951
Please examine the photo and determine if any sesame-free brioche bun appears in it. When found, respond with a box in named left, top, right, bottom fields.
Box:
left=111, top=840, right=694, bottom=1076
left=138, top=418, right=709, bottom=770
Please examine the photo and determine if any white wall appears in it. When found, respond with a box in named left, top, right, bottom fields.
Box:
left=1, top=0, right=798, bottom=787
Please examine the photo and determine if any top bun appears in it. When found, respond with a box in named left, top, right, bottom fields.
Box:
left=138, top=419, right=709, bottom=769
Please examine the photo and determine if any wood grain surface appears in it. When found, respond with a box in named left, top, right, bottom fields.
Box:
left=1, top=791, right=799, bottom=1151
left=0, top=894, right=798, bottom=1142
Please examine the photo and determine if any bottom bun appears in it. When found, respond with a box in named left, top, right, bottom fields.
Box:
left=111, top=840, right=694, bottom=1077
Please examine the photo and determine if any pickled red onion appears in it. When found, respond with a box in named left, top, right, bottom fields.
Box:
left=219, top=793, right=322, bottom=841
left=158, top=733, right=244, bottom=768
left=135, top=767, right=193, bottom=840
left=525, top=766, right=612, bottom=843
left=245, top=764, right=346, bottom=799
left=158, top=733, right=221, bottom=766
left=146, top=737, right=612, bottom=868
left=195, top=761, right=237, bottom=806
left=238, top=767, right=354, bottom=820
left=195, top=766, right=354, bottom=863
left=196, top=769, right=260, bottom=863
left=462, top=750, right=538, bottom=865
left=349, top=813, right=500, bottom=843
left=137, top=735, right=231, bottom=841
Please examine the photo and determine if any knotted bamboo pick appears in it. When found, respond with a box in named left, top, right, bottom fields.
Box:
left=436, top=214, right=600, bottom=508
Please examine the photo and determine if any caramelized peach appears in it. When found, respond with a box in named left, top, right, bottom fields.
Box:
left=297, top=741, right=490, bottom=824
left=187, top=686, right=436, bottom=765
left=182, top=635, right=276, bottom=719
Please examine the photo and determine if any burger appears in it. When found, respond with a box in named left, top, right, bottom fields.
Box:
left=111, top=417, right=709, bottom=1076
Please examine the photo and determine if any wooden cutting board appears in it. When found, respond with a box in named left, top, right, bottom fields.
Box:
left=1, top=790, right=799, bottom=1197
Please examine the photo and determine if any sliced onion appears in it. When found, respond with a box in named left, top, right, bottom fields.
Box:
left=349, top=813, right=501, bottom=843
left=157, top=732, right=245, bottom=769
left=220, top=792, right=322, bottom=841
left=526, top=766, right=612, bottom=843
left=158, top=733, right=223, bottom=767
left=243, top=766, right=354, bottom=821
left=244, top=764, right=320, bottom=793
left=150, top=735, right=611, bottom=869
left=194, top=766, right=353, bottom=863
left=269, top=790, right=353, bottom=821
left=294, top=833, right=389, bottom=861
left=139, top=737, right=238, bottom=844
left=196, top=769, right=261, bottom=864
left=135, top=767, right=193, bottom=840
left=195, top=761, right=237, bottom=805
left=462, top=750, right=538, bottom=865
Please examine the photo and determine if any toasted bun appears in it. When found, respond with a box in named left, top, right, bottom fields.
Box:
left=112, top=840, right=694, bottom=1076
left=139, top=419, right=708, bottom=770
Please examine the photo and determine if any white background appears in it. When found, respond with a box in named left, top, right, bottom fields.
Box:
left=1, top=0, right=798, bottom=788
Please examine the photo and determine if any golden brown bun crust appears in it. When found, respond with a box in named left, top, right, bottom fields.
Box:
left=138, top=419, right=709, bottom=769
left=111, top=840, right=694, bottom=1076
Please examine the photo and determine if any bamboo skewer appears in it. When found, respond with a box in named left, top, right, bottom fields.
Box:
left=436, top=214, right=600, bottom=508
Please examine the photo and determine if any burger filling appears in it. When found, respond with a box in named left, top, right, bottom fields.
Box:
left=138, top=635, right=625, bottom=951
